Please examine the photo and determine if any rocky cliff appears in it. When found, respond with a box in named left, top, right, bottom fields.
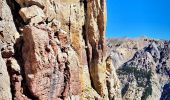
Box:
left=107, top=37, right=170, bottom=100
left=0, top=0, right=109, bottom=99
left=1, top=0, right=170, bottom=100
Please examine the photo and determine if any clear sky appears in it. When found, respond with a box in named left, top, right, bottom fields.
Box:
left=106, top=0, right=170, bottom=40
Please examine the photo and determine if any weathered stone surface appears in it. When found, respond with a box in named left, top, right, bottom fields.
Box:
left=2, top=0, right=170, bottom=99
left=51, top=19, right=61, bottom=33
left=16, top=0, right=45, bottom=8
left=0, top=54, right=12, bottom=100
left=1, top=43, right=14, bottom=58
left=85, top=0, right=108, bottom=98
left=21, top=24, right=82, bottom=99
left=0, top=0, right=21, bottom=99
left=1, top=0, right=108, bottom=99
left=22, top=25, right=56, bottom=99
left=0, top=0, right=19, bottom=44
left=67, top=47, right=81, bottom=96
left=57, top=29, right=69, bottom=47
left=19, top=5, right=45, bottom=24
left=107, top=38, right=170, bottom=100
left=7, top=58, right=20, bottom=73
left=106, top=56, right=121, bottom=100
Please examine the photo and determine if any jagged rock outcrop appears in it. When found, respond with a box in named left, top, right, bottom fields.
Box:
left=107, top=37, right=170, bottom=100
left=0, top=0, right=110, bottom=99
left=19, top=5, right=45, bottom=25
left=106, top=56, right=121, bottom=99
left=2, top=0, right=170, bottom=99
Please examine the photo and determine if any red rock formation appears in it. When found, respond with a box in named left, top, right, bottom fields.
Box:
left=0, top=0, right=108, bottom=99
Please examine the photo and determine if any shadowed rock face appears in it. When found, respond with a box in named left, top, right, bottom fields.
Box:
left=0, top=0, right=109, bottom=99
left=161, top=83, right=170, bottom=100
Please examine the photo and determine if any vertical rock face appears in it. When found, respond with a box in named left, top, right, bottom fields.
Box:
left=86, top=0, right=107, bottom=98
left=0, top=0, right=19, bottom=100
left=22, top=26, right=56, bottom=99
left=0, top=0, right=19, bottom=44
left=106, top=56, right=122, bottom=99
left=0, top=0, right=108, bottom=99
left=2, top=0, right=170, bottom=100
left=0, top=54, right=12, bottom=100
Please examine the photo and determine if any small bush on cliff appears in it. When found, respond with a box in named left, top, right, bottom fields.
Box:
left=121, top=83, right=129, bottom=96
left=141, top=83, right=152, bottom=100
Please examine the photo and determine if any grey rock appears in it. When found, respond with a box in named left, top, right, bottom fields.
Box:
left=0, top=53, right=12, bottom=100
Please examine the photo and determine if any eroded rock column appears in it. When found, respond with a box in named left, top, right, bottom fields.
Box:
left=85, top=0, right=108, bottom=98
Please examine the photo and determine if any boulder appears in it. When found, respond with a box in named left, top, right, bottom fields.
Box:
left=19, top=5, right=45, bottom=24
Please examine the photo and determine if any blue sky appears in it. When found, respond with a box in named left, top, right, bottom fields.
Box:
left=106, top=0, right=170, bottom=40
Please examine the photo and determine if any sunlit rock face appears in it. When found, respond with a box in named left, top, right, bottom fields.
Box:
left=107, top=37, right=170, bottom=100
left=0, top=0, right=109, bottom=99
left=1, top=0, right=170, bottom=99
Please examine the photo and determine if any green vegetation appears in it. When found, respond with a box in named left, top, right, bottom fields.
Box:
left=141, top=83, right=152, bottom=100
left=121, top=83, right=129, bottom=96
left=117, top=66, right=152, bottom=99
left=117, top=66, right=152, bottom=85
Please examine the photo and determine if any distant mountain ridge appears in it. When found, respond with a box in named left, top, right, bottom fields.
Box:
left=106, top=37, right=170, bottom=100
